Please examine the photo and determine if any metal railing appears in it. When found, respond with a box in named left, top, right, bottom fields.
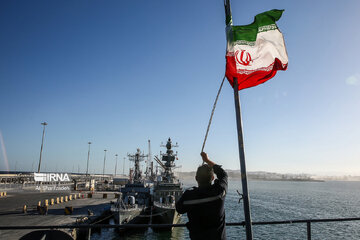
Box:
left=1, top=217, right=360, bottom=240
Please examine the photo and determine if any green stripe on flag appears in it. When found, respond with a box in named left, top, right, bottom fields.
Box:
left=255, top=9, right=283, bottom=28
left=231, top=9, right=284, bottom=42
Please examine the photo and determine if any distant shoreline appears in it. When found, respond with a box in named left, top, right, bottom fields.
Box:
left=244, top=178, right=324, bottom=182
left=179, top=176, right=325, bottom=182
left=177, top=170, right=360, bottom=182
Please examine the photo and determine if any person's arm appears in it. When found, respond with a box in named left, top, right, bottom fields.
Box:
left=213, top=164, right=228, bottom=192
left=201, top=152, right=228, bottom=192
left=175, top=190, right=189, bottom=214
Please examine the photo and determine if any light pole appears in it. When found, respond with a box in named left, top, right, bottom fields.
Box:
left=123, top=157, right=126, bottom=175
left=114, top=154, right=118, bottom=176
left=86, top=142, right=92, bottom=176
left=102, top=149, right=107, bottom=180
left=37, top=122, right=47, bottom=173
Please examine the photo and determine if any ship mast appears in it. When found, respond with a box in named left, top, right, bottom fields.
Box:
left=146, top=139, right=152, bottom=178
left=128, top=149, right=147, bottom=183
left=159, top=138, right=179, bottom=183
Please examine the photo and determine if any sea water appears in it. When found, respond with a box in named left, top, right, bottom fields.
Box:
left=91, top=180, right=360, bottom=239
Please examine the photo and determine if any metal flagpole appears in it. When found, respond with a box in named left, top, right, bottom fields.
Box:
left=224, top=0, right=253, bottom=237
left=233, top=77, right=253, bottom=239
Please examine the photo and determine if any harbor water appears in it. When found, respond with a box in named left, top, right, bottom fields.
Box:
left=92, top=180, right=360, bottom=239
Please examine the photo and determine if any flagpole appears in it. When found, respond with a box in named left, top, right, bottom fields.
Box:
left=224, top=0, right=253, bottom=238
left=233, top=77, right=253, bottom=239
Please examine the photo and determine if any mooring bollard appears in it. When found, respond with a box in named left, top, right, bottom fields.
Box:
left=37, top=201, right=41, bottom=211
left=64, top=206, right=73, bottom=215
left=38, top=206, right=48, bottom=215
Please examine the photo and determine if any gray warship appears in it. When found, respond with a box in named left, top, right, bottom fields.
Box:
left=151, top=138, right=183, bottom=230
left=111, top=149, right=151, bottom=229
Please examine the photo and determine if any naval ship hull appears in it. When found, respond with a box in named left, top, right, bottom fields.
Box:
left=113, top=207, right=149, bottom=233
left=114, top=208, right=141, bottom=225
left=151, top=203, right=181, bottom=231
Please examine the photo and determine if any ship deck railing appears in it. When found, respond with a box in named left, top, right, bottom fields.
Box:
left=2, top=217, right=360, bottom=239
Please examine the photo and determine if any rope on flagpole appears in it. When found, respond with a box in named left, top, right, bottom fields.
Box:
left=201, top=75, right=226, bottom=154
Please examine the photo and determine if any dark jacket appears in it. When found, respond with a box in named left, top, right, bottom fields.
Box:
left=176, top=165, right=228, bottom=240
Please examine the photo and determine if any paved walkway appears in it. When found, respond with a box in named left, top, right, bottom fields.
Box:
left=0, top=191, right=116, bottom=240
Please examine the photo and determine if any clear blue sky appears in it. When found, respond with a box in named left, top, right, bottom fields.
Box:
left=1, top=0, right=359, bottom=175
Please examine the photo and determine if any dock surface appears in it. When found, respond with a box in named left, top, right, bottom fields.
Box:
left=0, top=190, right=115, bottom=240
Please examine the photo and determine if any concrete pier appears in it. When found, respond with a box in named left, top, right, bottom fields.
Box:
left=0, top=191, right=116, bottom=240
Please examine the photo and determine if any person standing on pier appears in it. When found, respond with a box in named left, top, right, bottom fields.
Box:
left=176, top=152, right=228, bottom=240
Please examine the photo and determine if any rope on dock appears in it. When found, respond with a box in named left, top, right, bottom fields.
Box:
left=90, top=212, right=114, bottom=225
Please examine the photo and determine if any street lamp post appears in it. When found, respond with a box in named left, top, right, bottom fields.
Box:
left=86, top=142, right=92, bottom=176
left=102, top=149, right=107, bottom=180
left=123, top=157, right=126, bottom=175
left=37, top=122, right=48, bottom=173
left=114, top=154, right=118, bottom=176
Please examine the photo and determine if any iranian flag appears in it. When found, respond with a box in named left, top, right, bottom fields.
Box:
left=225, top=9, right=288, bottom=90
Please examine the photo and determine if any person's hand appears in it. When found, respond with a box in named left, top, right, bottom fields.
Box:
left=200, top=152, right=215, bottom=167
left=200, top=152, right=209, bottom=163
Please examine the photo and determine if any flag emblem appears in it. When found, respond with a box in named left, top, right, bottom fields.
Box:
left=235, top=50, right=252, bottom=66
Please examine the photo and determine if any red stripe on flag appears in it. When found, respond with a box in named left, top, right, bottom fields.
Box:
left=225, top=56, right=287, bottom=91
